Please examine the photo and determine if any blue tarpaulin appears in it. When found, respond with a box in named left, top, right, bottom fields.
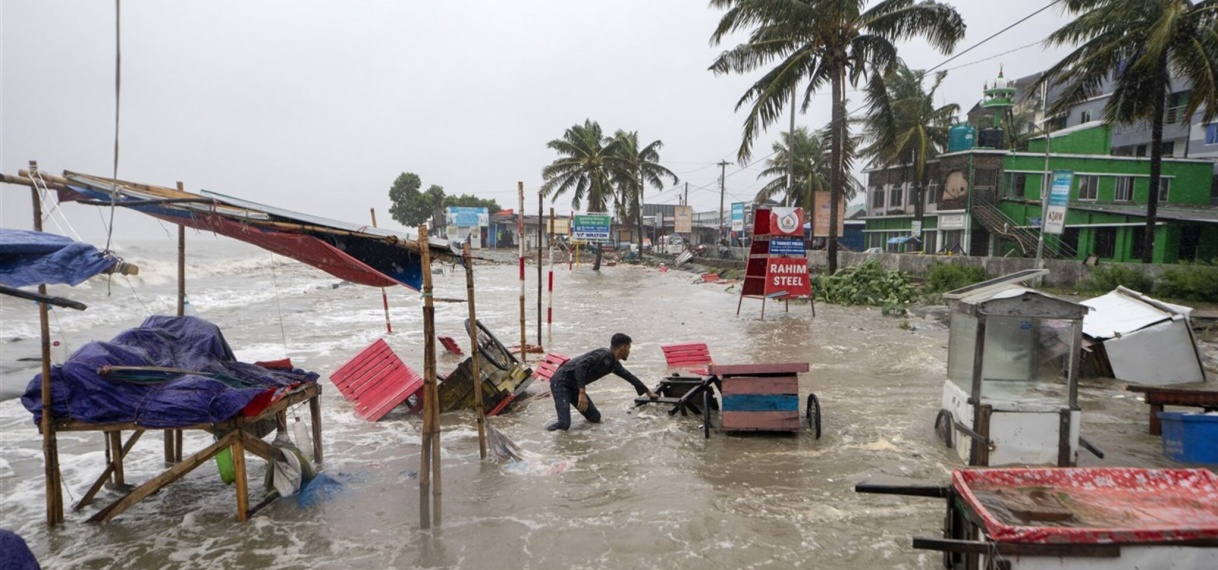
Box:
left=22, top=315, right=319, bottom=427
left=886, top=236, right=922, bottom=245
left=0, top=229, right=116, bottom=288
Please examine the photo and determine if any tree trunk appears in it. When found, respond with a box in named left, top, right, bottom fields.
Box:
left=827, top=62, right=844, bottom=274
left=916, top=167, right=929, bottom=250
left=1142, top=58, right=1168, bottom=264
left=593, top=246, right=603, bottom=271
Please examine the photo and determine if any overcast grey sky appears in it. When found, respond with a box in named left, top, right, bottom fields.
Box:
left=2, top=1, right=1074, bottom=241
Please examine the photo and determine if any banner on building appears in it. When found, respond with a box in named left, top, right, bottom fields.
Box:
left=572, top=213, right=612, bottom=240
left=674, top=205, right=693, bottom=234
left=810, top=191, right=845, bottom=237
left=446, top=206, right=488, bottom=228
left=731, top=202, right=745, bottom=232
left=1043, top=170, right=1073, bottom=235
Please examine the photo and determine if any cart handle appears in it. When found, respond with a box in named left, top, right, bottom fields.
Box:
left=953, top=420, right=988, bottom=445
left=854, top=483, right=949, bottom=498
left=912, top=537, right=1121, bottom=558
left=1079, top=436, right=1105, bottom=459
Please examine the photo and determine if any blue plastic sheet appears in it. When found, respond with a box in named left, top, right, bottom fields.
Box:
left=0, top=229, right=116, bottom=287
left=21, top=315, right=319, bottom=427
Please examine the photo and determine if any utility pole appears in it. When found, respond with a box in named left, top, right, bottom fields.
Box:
left=684, top=182, right=688, bottom=207
left=718, top=160, right=729, bottom=243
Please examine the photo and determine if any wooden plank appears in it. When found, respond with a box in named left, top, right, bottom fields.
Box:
left=721, top=410, right=800, bottom=431
left=89, top=430, right=239, bottom=523
left=75, top=430, right=143, bottom=510
left=722, top=394, right=798, bottom=412
left=710, top=362, right=809, bottom=376
left=721, top=376, right=798, bottom=395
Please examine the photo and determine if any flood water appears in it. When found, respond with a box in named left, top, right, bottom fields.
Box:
left=0, top=237, right=1191, bottom=569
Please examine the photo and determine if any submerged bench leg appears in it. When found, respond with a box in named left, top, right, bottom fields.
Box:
left=232, top=432, right=249, bottom=522
left=1149, top=403, right=1164, bottom=436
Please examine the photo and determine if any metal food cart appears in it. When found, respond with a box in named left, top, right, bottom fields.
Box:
left=934, top=270, right=1102, bottom=466
left=858, top=467, right=1218, bottom=569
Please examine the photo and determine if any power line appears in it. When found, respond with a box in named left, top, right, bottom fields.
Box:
left=708, top=0, right=1063, bottom=187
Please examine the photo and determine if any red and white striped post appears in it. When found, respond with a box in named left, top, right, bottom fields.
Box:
left=517, top=182, right=527, bottom=363
left=547, top=207, right=555, bottom=335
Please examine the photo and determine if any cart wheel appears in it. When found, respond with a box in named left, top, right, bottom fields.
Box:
left=935, top=410, right=955, bottom=448
left=464, top=319, right=514, bottom=371
left=702, top=389, right=712, bottom=439
left=805, top=393, right=821, bottom=440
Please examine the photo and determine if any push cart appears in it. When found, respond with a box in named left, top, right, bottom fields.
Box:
left=636, top=362, right=820, bottom=439
left=857, top=467, right=1218, bottom=569
left=935, top=270, right=1102, bottom=466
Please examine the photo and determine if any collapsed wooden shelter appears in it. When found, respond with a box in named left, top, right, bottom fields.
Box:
left=2, top=163, right=469, bottom=527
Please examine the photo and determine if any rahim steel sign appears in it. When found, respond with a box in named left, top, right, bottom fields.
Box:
left=763, top=258, right=811, bottom=298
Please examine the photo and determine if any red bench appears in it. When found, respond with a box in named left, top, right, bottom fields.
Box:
left=329, top=339, right=424, bottom=421
left=661, top=342, right=714, bottom=376
left=533, top=352, right=569, bottom=382
left=438, top=336, right=464, bottom=356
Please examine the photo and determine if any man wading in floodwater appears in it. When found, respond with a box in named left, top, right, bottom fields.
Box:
left=546, top=333, right=658, bottom=431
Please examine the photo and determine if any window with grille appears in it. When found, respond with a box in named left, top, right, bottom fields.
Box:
left=974, top=168, right=998, bottom=190
left=1207, top=124, right=1218, bottom=145
left=1077, top=175, right=1099, bottom=201
left=889, top=184, right=904, bottom=208
left=1115, top=177, right=1134, bottom=202
left=1006, top=173, right=1026, bottom=199
left=1158, top=178, right=1170, bottom=203
left=1094, top=228, right=1116, bottom=258
left=871, top=186, right=884, bottom=209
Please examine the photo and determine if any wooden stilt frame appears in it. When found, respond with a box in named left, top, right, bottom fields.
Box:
left=30, top=161, right=65, bottom=526
left=418, top=225, right=442, bottom=529
left=54, top=382, right=324, bottom=523
left=464, top=241, right=488, bottom=460
left=166, top=181, right=188, bottom=465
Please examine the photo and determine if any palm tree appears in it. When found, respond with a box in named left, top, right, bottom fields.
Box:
left=709, top=0, right=965, bottom=273
left=1033, top=0, right=1218, bottom=264
left=860, top=62, right=958, bottom=232
left=754, top=126, right=861, bottom=224
left=541, top=119, right=627, bottom=269
left=610, top=130, right=680, bottom=254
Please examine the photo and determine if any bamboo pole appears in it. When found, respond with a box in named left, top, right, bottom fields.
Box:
left=167, top=181, right=187, bottom=465
left=371, top=208, right=392, bottom=334
left=30, top=162, right=64, bottom=526
left=517, top=182, right=527, bottom=364
left=464, top=242, right=487, bottom=460
left=418, top=224, right=442, bottom=528
left=537, top=188, right=543, bottom=350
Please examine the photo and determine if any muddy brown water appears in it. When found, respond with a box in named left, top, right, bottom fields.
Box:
left=0, top=245, right=1203, bottom=569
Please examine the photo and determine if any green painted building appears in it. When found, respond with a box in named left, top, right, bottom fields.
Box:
left=862, top=122, right=1218, bottom=263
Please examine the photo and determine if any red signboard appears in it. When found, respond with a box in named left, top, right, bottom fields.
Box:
left=763, top=258, right=811, bottom=297
left=768, top=207, right=804, bottom=237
